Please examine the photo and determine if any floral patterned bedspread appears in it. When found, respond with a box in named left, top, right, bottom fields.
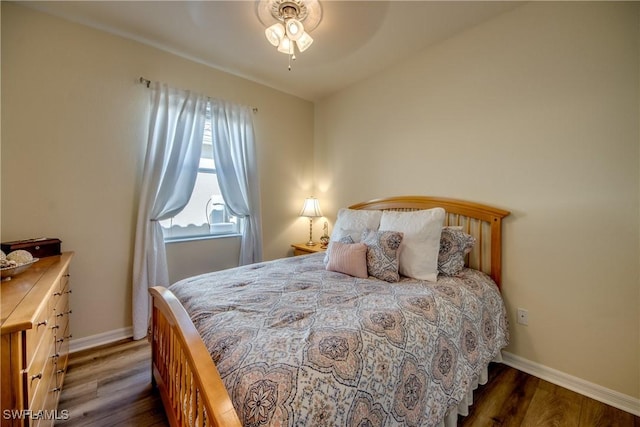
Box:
left=169, top=253, right=509, bottom=427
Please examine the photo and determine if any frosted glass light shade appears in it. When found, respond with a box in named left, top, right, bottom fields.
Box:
left=265, top=23, right=285, bottom=47
left=285, top=18, right=304, bottom=41
left=277, top=36, right=293, bottom=54
left=296, top=32, right=314, bottom=52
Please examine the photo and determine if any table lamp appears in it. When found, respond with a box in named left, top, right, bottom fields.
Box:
left=299, top=197, right=323, bottom=246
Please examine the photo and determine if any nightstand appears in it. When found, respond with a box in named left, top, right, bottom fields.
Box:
left=291, top=242, right=327, bottom=256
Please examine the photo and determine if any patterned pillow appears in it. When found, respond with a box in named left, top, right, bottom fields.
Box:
left=438, top=227, right=476, bottom=276
left=325, top=241, right=368, bottom=278
left=361, top=229, right=404, bottom=282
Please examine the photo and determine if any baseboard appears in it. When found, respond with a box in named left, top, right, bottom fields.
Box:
left=502, top=351, right=640, bottom=416
left=68, top=326, right=133, bottom=354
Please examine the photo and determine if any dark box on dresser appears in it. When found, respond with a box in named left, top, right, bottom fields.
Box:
left=1, top=237, right=62, bottom=258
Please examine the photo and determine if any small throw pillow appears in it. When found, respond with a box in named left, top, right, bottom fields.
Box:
left=325, top=242, right=368, bottom=278
left=438, top=227, right=476, bottom=276
left=361, top=229, right=404, bottom=282
left=324, top=235, right=355, bottom=264
left=379, top=208, right=445, bottom=282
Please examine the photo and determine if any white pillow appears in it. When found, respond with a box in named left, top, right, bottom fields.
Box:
left=379, top=208, right=445, bottom=281
left=324, top=208, right=383, bottom=263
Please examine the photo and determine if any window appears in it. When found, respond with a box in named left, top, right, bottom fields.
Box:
left=160, top=107, right=239, bottom=240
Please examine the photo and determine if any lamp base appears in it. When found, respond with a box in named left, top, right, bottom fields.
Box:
left=305, top=217, right=317, bottom=247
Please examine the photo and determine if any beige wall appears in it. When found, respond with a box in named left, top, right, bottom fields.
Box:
left=1, top=3, right=315, bottom=339
left=315, top=2, right=639, bottom=399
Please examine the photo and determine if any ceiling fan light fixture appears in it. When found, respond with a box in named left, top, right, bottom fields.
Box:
left=256, top=0, right=322, bottom=69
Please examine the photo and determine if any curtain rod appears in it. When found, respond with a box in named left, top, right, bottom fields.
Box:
left=138, top=76, right=258, bottom=113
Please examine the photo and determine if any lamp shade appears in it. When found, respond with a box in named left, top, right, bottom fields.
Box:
left=295, top=32, right=314, bottom=52
left=277, top=35, right=293, bottom=54
left=299, top=197, right=323, bottom=217
left=265, top=23, right=285, bottom=47
left=286, top=18, right=304, bottom=41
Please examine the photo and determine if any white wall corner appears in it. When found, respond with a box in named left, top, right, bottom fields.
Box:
left=68, top=326, right=134, bottom=354
left=502, top=351, right=640, bottom=416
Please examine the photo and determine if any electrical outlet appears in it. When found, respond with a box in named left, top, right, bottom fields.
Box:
left=517, top=308, right=529, bottom=326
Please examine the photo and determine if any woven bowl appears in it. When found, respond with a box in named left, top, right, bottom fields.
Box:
left=1, top=258, right=39, bottom=280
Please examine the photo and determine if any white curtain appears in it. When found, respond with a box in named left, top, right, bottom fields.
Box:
left=210, top=99, right=263, bottom=265
left=132, top=82, right=207, bottom=340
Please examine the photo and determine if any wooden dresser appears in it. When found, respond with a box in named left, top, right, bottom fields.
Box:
left=1, top=252, right=73, bottom=427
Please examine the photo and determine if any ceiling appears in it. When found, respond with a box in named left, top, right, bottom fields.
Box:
left=22, top=1, right=521, bottom=102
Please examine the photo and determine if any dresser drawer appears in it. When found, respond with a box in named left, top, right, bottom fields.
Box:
left=27, top=360, right=57, bottom=427
left=54, top=355, right=68, bottom=389
left=55, top=323, right=70, bottom=356
left=25, top=338, right=56, bottom=414
left=54, top=293, right=70, bottom=347
left=53, top=288, right=69, bottom=318
left=34, top=360, right=63, bottom=427
left=58, top=269, right=70, bottom=294
left=35, top=390, right=61, bottom=427
left=26, top=338, right=51, bottom=398
left=25, top=308, right=55, bottom=372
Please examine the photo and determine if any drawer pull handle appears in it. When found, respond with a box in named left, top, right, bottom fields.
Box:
left=31, top=373, right=42, bottom=381
left=53, top=291, right=62, bottom=296
left=51, top=387, right=61, bottom=392
left=56, top=368, right=66, bottom=374
left=64, top=273, right=70, bottom=277
left=65, top=289, right=72, bottom=294
left=56, top=338, right=64, bottom=343
left=51, top=353, right=60, bottom=359
left=56, top=312, right=65, bottom=318
left=37, top=320, right=48, bottom=327
left=65, top=334, right=73, bottom=340
left=51, top=325, right=60, bottom=330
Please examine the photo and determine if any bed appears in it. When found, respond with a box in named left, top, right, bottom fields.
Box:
left=149, top=196, right=510, bottom=427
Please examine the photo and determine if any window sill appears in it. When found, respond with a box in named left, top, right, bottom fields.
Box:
left=164, top=233, right=241, bottom=244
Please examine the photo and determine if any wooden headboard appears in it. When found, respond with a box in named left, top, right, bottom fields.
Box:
left=349, top=196, right=510, bottom=288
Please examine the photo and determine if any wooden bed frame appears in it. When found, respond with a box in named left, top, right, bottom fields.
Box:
left=149, top=196, right=509, bottom=427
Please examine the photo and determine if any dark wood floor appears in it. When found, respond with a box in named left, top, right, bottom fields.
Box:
left=56, top=339, right=639, bottom=427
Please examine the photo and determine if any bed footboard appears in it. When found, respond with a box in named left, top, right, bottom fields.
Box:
left=149, top=286, right=241, bottom=427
